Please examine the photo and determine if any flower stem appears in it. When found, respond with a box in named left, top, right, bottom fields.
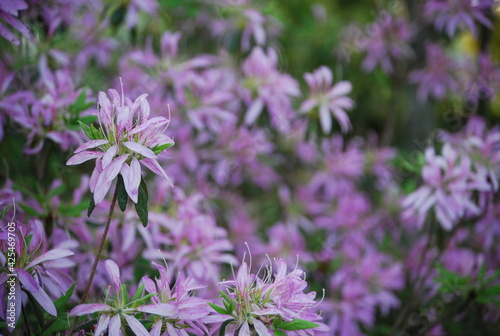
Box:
left=71, top=187, right=118, bottom=330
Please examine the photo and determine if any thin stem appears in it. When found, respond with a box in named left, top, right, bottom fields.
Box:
left=71, top=187, right=118, bottom=330
left=22, top=306, right=32, bottom=336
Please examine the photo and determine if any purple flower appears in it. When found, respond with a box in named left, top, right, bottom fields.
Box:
left=0, top=221, right=75, bottom=332
left=66, top=83, right=174, bottom=204
left=409, top=44, right=460, bottom=101
left=300, top=66, right=355, bottom=134
left=142, top=262, right=210, bottom=335
left=425, top=0, right=493, bottom=36
left=241, top=47, right=300, bottom=131
left=70, top=259, right=163, bottom=336
left=206, top=259, right=328, bottom=335
left=358, top=14, right=413, bottom=74
left=403, top=143, right=490, bottom=230
left=0, top=0, right=32, bottom=45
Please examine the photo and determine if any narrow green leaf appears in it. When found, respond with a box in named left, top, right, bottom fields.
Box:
left=74, top=318, right=98, bottom=332
left=208, top=302, right=228, bottom=315
left=219, top=319, right=235, bottom=336
left=42, top=315, right=70, bottom=336
left=79, top=115, right=98, bottom=124
left=54, top=284, right=75, bottom=310
left=130, top=283, right=145, bottom=306
left=152, top=142, right=174, bottom=155
left=78, top=121, right=93, bottom=140
left=278, top=319, right=319, bottom=331
left=117, top=174, right=128, bottom=212
left=274, top=330, right=286, bottom=336
left=134, top=178, right=148, bottom=227
left=0, top=205, right=11, bottom=220
left=87, top=195, right=96, bottom=217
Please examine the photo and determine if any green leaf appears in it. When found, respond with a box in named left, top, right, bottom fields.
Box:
left=219, top=319, right=235, bottom=336
left=70, top=90, right=87, bottom=114
left=117, top=174, right=128, bottom=212
left=208, top=302, right=228, bottom=315
left=130, top=283, right=145, bottom=307
left=218, top=290, right=231, bottom=304
left=0, top=205, right=11, bottom=220
left=152, top=142, right=174, bottom=155
left=41, top=315, right=70, bottom=336
left=274, top=330, right=286, bottom=336
left=276, top=319, right=319, bottom=331
left=134, top=178, right=148, bottom=227
left=90, top=123, right=104, bottom=140
left=87, top=195, right=96, bottom=217
left=79, top=115, right=98, bottom=124
left=47, top=184, right=66, bottom=199
left=78, top=121, right=93, bottom=139
left=54, top=284, right=75, bottom=310
left=74, top=318, right=98, bottom=332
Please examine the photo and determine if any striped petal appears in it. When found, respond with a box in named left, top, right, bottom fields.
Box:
left=123, top=142, right=156, bottom=158
left=70, top=303, right=112, bottom=316
left=141, top=158, right=173, bottom=186
left=74, top=140, right=108, bottom=153
left=66, top=151, right=102, bottom=165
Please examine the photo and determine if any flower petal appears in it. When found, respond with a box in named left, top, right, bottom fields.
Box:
left=25, top=249, right=74, bottom=269
left=141, top=158, right=173, bottom=186
left=102, top=154, right=130, bottom=182
left=137, top=303, right=177, bottom=317
left=123, top=142, right=156, bottom=158
left=105, top=259, right=121, bottom=290
left=108, top=314, right=121, bottom=336
left=70, top=303, right=112, bottom=316
left=66, top=151, right=102, bottom=165
left=124, top=314, right=149, bottom=336
left=74, top=140, right=109, bottom=153
left=95, top=314, right=110, bottom=336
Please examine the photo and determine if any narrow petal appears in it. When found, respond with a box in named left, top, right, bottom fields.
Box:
left=124, top=314, right=149, bottom=336
left=239, top=321, right=250, bottom=336
left=105, top=259, right=121, bottom=290
left=137, top=303, right=177, bottom=316
left=253, top=319, right=272, bottom=336
left=141, top=158, right=173, bottom=186
left=25, top=249, right=74, bottom=269
left=319, top=104, right=332, bottom=134
left=123, top=142, right=156, bottom=158
left=244, top=99, right=264, bottom=125
left=108, top=314, right=122, bottom=336
left=70, top=303, right=112, bottom=316
left=94, top=175, right=112, bottom=204
left=66, top=151, right=102, bottom=165
left=74, top=140, right=108, bottom=153
left=102, top=145, right=118, bottom=169
left=95, top=314, right=111, bottom=336
left=127, top=158, right=141, bottom=203
left=102, top=154, right=130, bottom=182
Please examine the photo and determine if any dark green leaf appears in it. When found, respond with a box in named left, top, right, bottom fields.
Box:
left=134, top=178, right=148, bottom=227
left=41, top=315, right=70, bottom=336
left=208, top=302, right=228, bottom=315
left=54, top=284, right=75, bottom=310
left=219, top=319, right=235, bottom=336
left=117, top=174, right=128, bottom=212
left=74, top=318, right=98, bottom=332
left=87, top=195, right=96, bottom=217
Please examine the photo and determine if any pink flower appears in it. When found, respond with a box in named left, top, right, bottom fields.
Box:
left=403, top=143, right=490, bottom=230
left=241, top=47, right=300, bottom=131
left=66, top=82, right=174, bottom=204
left=300, top=66, right=355, bottom=134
